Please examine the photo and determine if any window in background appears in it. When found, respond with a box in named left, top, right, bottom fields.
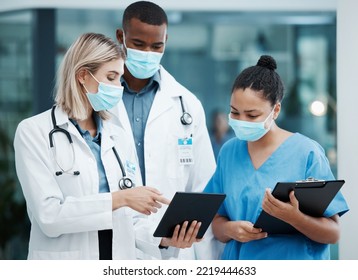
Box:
left=56, top=9, right=121, bottom=68
left=0, top=10, right=33, bottom=260
left=295, top=25, right=337, bottom=175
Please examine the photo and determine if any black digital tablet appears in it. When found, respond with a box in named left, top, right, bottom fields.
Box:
left=153, top=192, right=226, bottom=239
left=254, top=180, right=345, bottom=234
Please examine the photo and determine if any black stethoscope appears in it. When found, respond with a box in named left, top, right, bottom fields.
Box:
left=49, top=105, right=134, bottom=190
left=179, top=96, right=192, bottom=125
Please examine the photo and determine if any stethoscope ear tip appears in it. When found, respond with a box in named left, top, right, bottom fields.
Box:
left=55, top=170, right=80, bottom=176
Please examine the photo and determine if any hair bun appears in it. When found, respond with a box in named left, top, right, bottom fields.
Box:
left=257, top=55, right=277, bottom=70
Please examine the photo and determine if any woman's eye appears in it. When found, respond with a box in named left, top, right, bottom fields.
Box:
left=107, top=77, right=115, bottom=81
left=230, top=111, right=239, bottom=115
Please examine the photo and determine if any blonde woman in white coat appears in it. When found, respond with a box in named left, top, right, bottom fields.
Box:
left=14, top=33, right=169, bottom=260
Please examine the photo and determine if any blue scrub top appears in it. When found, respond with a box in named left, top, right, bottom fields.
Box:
left=204, top=133, right=349, bottom=260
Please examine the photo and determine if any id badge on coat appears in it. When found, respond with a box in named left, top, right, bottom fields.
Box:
left=177, top=137, right=194, bottom=165
left=125, top=160, right=137, bottom=184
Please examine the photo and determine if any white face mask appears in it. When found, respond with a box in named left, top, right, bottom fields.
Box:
left=122, top=31, right=165, bottom=79
left=228, top=107, right=275, bottom=142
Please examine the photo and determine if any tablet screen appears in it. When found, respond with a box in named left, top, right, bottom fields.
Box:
left=153, top=192, right=226, bottom=238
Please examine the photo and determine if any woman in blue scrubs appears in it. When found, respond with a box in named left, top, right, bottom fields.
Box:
left=204, top=55, right=349, bottom=260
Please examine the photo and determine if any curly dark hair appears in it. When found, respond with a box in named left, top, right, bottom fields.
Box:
left=122, top=1, right=168, bottom=30
left=231, top=55, right=285, bottom=106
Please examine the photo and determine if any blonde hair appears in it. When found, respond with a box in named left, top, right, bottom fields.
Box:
left=55, top=33, right=125, bottom=120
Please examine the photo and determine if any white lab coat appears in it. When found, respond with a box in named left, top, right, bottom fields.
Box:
left=14, top=106, right=142, bottom=260
left=110, top=66, right=223, bottom=259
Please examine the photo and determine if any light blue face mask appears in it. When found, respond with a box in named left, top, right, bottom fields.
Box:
left=83, top=72, right=123, bottom=112
left=122, top=31, right=164, bottom=79
left=228, top=108, right=275, bottom=142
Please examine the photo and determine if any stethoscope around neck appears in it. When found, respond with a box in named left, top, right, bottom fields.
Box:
left=49, top=105, right=134, bottom=190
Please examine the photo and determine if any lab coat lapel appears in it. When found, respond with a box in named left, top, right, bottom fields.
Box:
left=101, top=121, right=120, bottom=154
left=146, top=86, right=175, bottom=125
left=54, top=106, right=87, bottom=146
left=109, top=101, right=135, bottom=145
left=146, top=67, right=182, bottom=125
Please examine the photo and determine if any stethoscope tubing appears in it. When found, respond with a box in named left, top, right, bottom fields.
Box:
left=49, top=105, right=134, bottom=189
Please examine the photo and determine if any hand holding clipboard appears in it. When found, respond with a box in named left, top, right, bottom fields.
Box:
left=254, top=179, right=345, bottom=234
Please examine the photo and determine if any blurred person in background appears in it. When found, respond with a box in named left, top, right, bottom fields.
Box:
left=209, top=110, right=234, bottom=161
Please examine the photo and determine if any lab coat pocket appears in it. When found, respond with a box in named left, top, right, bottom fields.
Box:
left=113, top=206, right=133, bottom=217
left=54, top=174, right=82, bottom=197
left=124, top=206, right=136, bottom=217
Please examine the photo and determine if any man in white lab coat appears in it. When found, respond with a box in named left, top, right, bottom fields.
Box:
left=111, top=1, right=221, bottom=259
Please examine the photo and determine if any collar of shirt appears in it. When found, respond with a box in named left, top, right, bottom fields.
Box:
left=70, top=112, right=103, bottom=143
left=121, top=70, right=161, bottom=94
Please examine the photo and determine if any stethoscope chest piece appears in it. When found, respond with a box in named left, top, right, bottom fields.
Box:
left=112, top=147, right=134, bottom=190
left=119, top=177, right=134, bottom=190
left=179, top=96, right=192, bottom=125
left=181, top=112, right=193, bottom=125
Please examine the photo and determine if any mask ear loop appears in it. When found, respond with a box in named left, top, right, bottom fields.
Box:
left=82, top=83, right=90, bottom=94
left=81, top=71, right=100, bottom=95
left=88, top=71, right=100, bottom=84
left=122, top=30, right=128, bottom=49
left=264, top=105, right=277, bottom=130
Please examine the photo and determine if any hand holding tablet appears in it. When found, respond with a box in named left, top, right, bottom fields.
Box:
left=153, top=192, right=226, bottom=239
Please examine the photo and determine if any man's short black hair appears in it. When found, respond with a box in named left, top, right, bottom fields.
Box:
left=122, top=1, right=168, bottom=29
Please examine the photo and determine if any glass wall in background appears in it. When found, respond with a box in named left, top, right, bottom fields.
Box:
left=0, top=8, right=337, bottom=259
left=0, top=10, right=33, bottom=259
left=295, top=25, right=337, bottom=175
left=56, top=9, right=122, bottom=68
